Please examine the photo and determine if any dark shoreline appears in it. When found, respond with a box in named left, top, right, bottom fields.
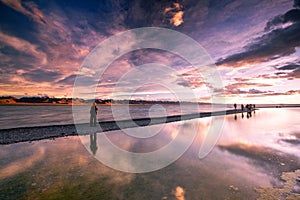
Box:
left=0, top=109, right=253, bottom=145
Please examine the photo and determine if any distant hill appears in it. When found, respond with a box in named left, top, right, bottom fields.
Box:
left=0, top=96, right=18, bottom=104
left=0, top=96, right=87, bottom=105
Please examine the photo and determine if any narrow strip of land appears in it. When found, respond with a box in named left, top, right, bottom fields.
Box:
left=0, top=109, right=254, bottom=145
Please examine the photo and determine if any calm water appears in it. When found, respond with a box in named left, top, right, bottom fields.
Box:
left=0, top=104, right=229, bottom=129
left=0, top=108, right=299, bottom=199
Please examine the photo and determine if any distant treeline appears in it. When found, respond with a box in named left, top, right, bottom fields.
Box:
left=0, top=96, right=204, bottom=105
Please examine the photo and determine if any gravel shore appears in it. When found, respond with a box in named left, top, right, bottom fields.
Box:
left=0, top=109, right=250, bottom=144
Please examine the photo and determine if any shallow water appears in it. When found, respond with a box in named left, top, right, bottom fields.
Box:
left=0, top=108, right=299, bottom=199
left=0, top=104, right=228, bottom=129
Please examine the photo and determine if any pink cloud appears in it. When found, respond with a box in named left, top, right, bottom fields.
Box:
left=0, top=32, right=47, bottom=65
left=164, top=2, right=184, bottom=26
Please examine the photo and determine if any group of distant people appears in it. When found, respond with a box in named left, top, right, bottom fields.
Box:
left=233, top=103, right=256, bottom=120
left=234, top=103, right=255, bottom=111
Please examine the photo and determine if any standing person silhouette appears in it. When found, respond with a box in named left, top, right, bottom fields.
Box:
left=234, top=103, right=237, bottom=110
left=90, top=102, right=98, bottom=127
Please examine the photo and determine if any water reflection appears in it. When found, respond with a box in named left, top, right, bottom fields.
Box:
left=90, top=133, right=98, bottom=155
left=0, top=145, right=45, bottom=179
left=246, top=110, right=252, bottom=118
left=1, top=108, right=299, bottom=199
left=234, top=110, right=256, bottom=121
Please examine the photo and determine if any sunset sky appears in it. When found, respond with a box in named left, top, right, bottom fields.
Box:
left=0, top=0, right=300, bottom=104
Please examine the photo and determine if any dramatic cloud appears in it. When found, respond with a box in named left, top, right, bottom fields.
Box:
left=164, top=2, right=184, bottom=26
left=265, top=9, right=300, bottom=31
left=0, top=32, right=47, bottom=65
left=0, top=0, right=299, bottom=102
left=259, top=90, right=300, bottom=96
left=217, top=2, right=300, bottom=69
left=170, top=11, right=184, bottom=26
left=278, top=63, right=300, bottom=70
left=22, top=69, right=61, bottom=83
left=57, top=74, right=77, bottom=85
left=172, top=186, right=185, bottom=200
left=0, top=0, right=47, bottom=25
left=277, top=63, right=300, bottom=78
left=225, top=82, right=273, bottom=95
left=217, top=22, right=300, bottom=68
left=289, top=67, right=300, bottom=78
left=294, top=0, right=300, bottom=8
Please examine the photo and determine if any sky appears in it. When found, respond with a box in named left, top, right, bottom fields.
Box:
left=0, top=0, right=300, bottom=104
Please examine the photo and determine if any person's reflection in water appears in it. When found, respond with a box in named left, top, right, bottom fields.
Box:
left=90, top=132, right=98, bottom=155
left=247, top=110, right=252, bottom=118
left=241, top=112, right=244, bottom=119
left=234, top=114, right=237, bottom=120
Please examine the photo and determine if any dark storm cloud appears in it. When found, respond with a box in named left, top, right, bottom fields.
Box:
left=0, top=0, right=116, bottom=87
left=120, top=0, right=211, bottom=31
left=22, top=69, right=61, bottom=82
left=275, top=72, right=288, bottom=76
left=124, top=0, right=167, bottom=27
left=124, top=0, right=187, bottom=28
left=0, top=1, right=38, bottom=43
left=217, top=21, right=300, bottom=68
left=265, top=9, right=300, bottom=31
left=57, top=74, right=76, bottom=85
left=57, top=74, right=99, bottom=87
left=67, top=74, right=98, bottom=87
left=264, top=15, right=285, bottom=31
left=1, top=0, right=189, bottom=88
left=289, top=67, right=300, bottom=78
left=294, top=0, right=300, bottom=8
left=278, top=63, right=300, bottom=70
left=217, top=2, right=300, bottom=69
left=0, top=63, right=38, bottom=84
left=277, top=63, right=300, bottom=79
left=0, top=0, right=298, bottom=100
left=284, top=9, right=300, bottom=22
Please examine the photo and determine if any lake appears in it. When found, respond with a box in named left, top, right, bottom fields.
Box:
left=0, top=108, right=299, bottom=199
